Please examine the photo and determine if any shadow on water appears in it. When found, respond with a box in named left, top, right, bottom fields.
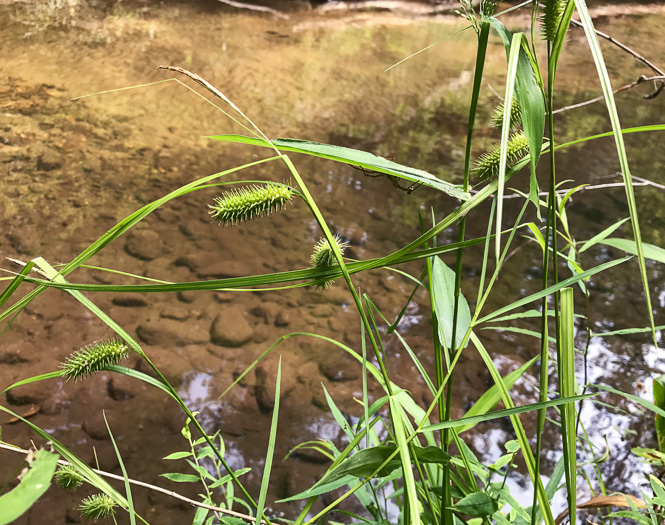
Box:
left=1, top=1, right=665, bottom=522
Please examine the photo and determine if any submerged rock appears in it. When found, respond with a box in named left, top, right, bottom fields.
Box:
left=210, top=308, right=253, bottom=347
left=123, top=230, right=163, bottom=261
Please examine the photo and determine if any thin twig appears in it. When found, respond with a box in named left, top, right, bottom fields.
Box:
left=0, top=442, right=264, bottom=523
left=569, top=17, right=665, bottom=99
left=214, top=0, right=289, bottom=20
left=497, top=176, right=665, bottom=199
left=553, top=75, right=665, bottom=114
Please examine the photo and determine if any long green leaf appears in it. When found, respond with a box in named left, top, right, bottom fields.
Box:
left=494, top=32, right=523, bottom=260
left=0, top=261, right=35, bottom=309
left=595, top=384, right=665, bottom=418
left=573, top=0, right=656, bottom=347
left=578, top=218, right=630, bottom=253
left=654, top=375, right=665, bottom=452
left=478, top=256, right=629, bottom=324
left=488, top=18, right=546, bottom=212
left=470, top=332, right=555, bottom=525
left=559, top=288, right=577, bottom=525
left=389, top=396, right=420, bottom=525
left=451, top=355, right=538, bottom=436
left=600, top=238, right=665, bottom=265
left=424, top=393, right=595, bottom=432
left=103, top=412, right=136, bottom=525
left=1, top=371, right=64, bottom=396
left=209, top=135, right=469, bottom=200
left=256, top=357, right=281, bottom=522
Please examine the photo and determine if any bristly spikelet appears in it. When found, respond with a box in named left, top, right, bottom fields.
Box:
left=309, top=235, right=349, bottom=290
left=473, top=132, right=530, bottom=181
left=541, top=0, right=567, bottom=41
left=491, top=97, right=522, bottom=132
left=209, top=184, right=293, bottom=226
left=55, top=465, right=84, bottom=491
left=62, top=339, right=129, bottom=381
left=79, top=494, right=117, bottom=520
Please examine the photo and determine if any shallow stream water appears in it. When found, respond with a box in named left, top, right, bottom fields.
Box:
left=2, top=1, right=665, bottom=523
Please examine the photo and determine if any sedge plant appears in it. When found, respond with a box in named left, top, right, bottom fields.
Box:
left=2, top=0, right=665, bottom=524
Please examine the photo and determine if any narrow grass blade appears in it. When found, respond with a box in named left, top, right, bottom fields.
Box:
left=477, top=256, right=629, bottom=324
left=389, top=396, right=420, bottom=525
left=573, top=0, right=657, bottom=347
left=103, top=365, right=176, bottom=400
left=488, top=18, right=546, bottom=213
left=0, top=261, right=34, bottom=308
left=549, top=0, right=577, bottom=80
left=209, top=136, right=469, bottom=200
left=599, top=238, right=665, bottom=264
left=470, top=332, right=555, bottom=525
left=451, top=355, right=538, bottom=436
left=594, top=385, right=665, bottom=418
left=578, top=218, right=630, bottom=253
left=255, top=357, right=281, bottom=523
left=494, top=33, right=523, bottom=260
left=1, top=371, right=64, bottom=396
left=559, top=287, right=577, bottom=525
left=424, top=393, right=595, bottom=432
left=103, top=412, right=136, bottom=525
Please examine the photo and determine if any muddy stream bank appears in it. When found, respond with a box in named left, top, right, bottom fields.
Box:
left=2, top=1, right=665, bottom=523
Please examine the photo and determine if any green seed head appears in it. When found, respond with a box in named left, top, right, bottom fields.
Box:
left=79, top=494, right=117, bottom=520
left=62, top=339, right=129, bottom=382
left=473, top=132, right=530, bottom=181
left=209, top=183, right=293, bottom=226
left=491, top=97, right=523, bottom=132
left=309, top=235, right=349, bottom=290
left=541, top=0, right=567, bottom=41
left=55, top=465, right=84, bottom=491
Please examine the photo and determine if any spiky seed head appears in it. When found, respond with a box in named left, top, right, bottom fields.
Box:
left=79, top=494, right=117, bottom=520
left=309, top=235, right=349, bottom=290
left=209, top=184, right=293, bottom=226
left=473, top=132, right=530, bottom=181
left=55, top=465, right=84, bottom=491
left=61, top=339, right=129, bottom=382
left=491, top=97, right=523, bottom=132
left=541, top=0, right=567, bottom=41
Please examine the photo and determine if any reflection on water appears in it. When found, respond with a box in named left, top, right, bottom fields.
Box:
left=1, top=1, right=665, bottom=523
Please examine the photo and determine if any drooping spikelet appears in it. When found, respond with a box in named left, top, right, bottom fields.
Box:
left=55, top=465, right=84, bottom=491
left=209, top=184, right=293, bottom=226
left=61, top=339, right=129, bottom=382
left=309, top=235, right=349, bottom=290
left=541, top=0, right=568, bottom=41
left=473, top=132, right=530, bottom=181
left=79, top=494, right=117, bottom=520
left=490, top=97, right=523, bottom=132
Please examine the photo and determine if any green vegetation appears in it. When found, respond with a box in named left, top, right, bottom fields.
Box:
left=2, top=1, right=665, bottom=524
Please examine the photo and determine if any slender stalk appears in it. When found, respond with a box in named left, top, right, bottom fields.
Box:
left=441, top=18, right=491, bottom=523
